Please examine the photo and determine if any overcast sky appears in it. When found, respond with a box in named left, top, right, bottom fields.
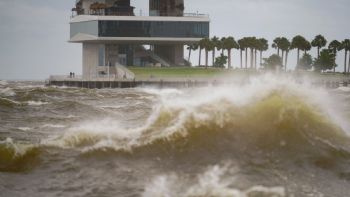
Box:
left=0, top=0, right=349, bottom=80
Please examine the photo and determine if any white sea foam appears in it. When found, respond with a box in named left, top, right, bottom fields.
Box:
left=67, top=115, right=78, bottom=118
left=17, top=85, right=45, bottom=89
left=18, top=127, right=32, bottom=131
left=100, top=105, right=124, bottom=109
left=337, top=86, right=350, bottom=92
left=26, top=101, right=49, bottom=106
left=143, top=165, right=285, bottom=197
left=42, top=124, right=66, bottom=129
left=141, top=88, right=184, bottom=97
left=0, top=87, right=15, bottom=97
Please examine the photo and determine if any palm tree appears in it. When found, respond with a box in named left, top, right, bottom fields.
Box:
left=186, top=43, right=198, bottom=63
left=311, top=35, right=327, bottom=58
left=238, top=38, right=246, bottom=69
left=207, top=40, right=215, bottom=68
left=328, top=40, right=341, bottom=72
left=222, top=37, right=239, bottom=68
left=202, top=38, right=213, bottom=69
left=348, top=42, right=350, bottom=73
left=254, top=44, right=258, bottom=69
left=302, top=40, right=311, bottom=55
left=340, top=39, right=350, bottom=73
left=291, top=35, right=308, bottom=67
left=279, top=37, right=291, bottom=71
left=220, top=37, right=226, bottom=55
left=198, top=38, right=207, bottom=66
left=245, top=37, right=257, bottom=69
left=272, top=37, right=282, bottom=56
left=211, top=36, right=220, bottom=66
left=240, top=37, right=250, bottom=69
left=253, top=39, right=261, bottom=69
left=256, top=38, right=269, bottom=68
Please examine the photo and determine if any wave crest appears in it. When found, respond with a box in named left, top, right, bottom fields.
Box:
left=0, top=138, right=41, bottom=172
left=46, top=75, right=350, bottom=161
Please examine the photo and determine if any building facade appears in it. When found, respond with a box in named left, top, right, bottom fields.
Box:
left=70, top=0, right=210, bottom=79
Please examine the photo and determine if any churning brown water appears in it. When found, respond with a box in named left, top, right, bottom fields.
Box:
left=1, top=75, right=350, bottom=197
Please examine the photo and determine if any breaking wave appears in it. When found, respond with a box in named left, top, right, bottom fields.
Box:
left=45, top=75, right=350, bottom=166
left=0, top=87, right=16, bottom=97
left=143, top=165, right=285, bottom=197
left=0, top=97, right=21, bottom=107
left=0, top=138, right=41, bottom=172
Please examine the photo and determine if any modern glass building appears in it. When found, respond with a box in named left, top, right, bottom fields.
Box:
left=70, top=0, right=210, bottom=79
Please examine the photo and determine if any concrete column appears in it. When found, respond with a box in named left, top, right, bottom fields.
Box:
left=82, top=43, right=100, bottom=80
left=174, top=44, right=184, bottom=66
left=105, top=44, right=119, bottom=76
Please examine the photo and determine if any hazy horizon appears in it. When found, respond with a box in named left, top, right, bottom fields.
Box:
left=0, top=0, right=349, bottom=80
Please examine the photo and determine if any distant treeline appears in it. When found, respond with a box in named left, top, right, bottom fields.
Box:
left=187, top=35, right=350, bottom=73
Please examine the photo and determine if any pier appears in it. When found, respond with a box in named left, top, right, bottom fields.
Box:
left=46, top=74, right=350, bottom=89
left=47, top=77, right=214, bottom=89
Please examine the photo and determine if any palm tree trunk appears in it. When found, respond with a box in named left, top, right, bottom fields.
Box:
left=205, top=49, right=209, bottom=69
left=281, top=50, right=285, bottom=71
left=188, top=48, right=192, bottom=62
left=212, top=50, right=215, bottom=66
left=297, top=49, right=300, bottom=67
left=277, top=48, right=280, bottom=56
left=260, top=51, right=262, bottom=68
left=344, top=50, right=347, bottom=73
left=317, top=47, right=320, bottom=59
left=250, top=48, right=254, bottom=69
left=240, top=50, right=243, bottom=69
left=228, top=49, right=232, bottom=69
left=254, top=49, right=257, bottom=69
left=285, top=51, right=289, bottom=71
left=348, top=50, right=350, bottom=73
left=245, top=48, right=248, bottom=69
left=198, top=48, right=202, bottom=66
left=334, top=50, right=337, bottom=73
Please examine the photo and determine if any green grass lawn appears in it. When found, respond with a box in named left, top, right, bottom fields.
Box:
left=127, top=66, right=350, bottom=80
left=128, top=67, right=230, bottom=79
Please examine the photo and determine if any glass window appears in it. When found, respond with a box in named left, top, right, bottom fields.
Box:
left=70, top=21, right=98, bottom=38
left=98, top=20, right=209, bottom=38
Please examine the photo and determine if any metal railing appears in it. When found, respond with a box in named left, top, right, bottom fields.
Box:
left=183, top=12, right=209, bottom=17
left=71, top=9, right=209, bottom=18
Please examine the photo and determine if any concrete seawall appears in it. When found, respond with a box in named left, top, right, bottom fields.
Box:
left=47, top=79, right=213, bottom=89
left=47, top=78, right=350, bottom=89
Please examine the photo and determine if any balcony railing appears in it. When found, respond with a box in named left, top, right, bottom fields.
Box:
left=183, top=13, right=209, bottom=17
left=71, top=9, right=209, bottom=18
